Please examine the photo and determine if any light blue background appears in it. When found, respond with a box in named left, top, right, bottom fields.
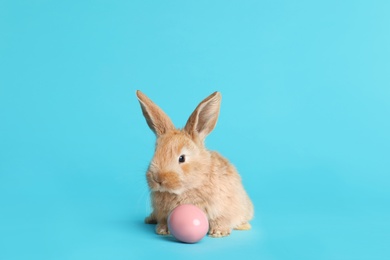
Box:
left=1, top=1, right=389, bottom=259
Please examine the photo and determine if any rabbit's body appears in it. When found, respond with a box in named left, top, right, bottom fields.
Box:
left=137, top=91, right=254, bottom=237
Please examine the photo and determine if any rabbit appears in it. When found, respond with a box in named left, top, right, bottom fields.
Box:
left=136, top=90, right=254, bottom=238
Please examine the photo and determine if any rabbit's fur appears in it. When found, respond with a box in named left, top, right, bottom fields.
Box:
left=137, top=90, right=254, bottom=237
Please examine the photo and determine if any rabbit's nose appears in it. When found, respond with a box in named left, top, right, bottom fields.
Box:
left=153, top=175, right=162, bottom=185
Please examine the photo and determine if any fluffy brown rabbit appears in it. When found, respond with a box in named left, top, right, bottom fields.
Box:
left=136, top=90, right=254, bottom=238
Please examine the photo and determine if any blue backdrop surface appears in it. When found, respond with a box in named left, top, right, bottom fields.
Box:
left=1, top=1, right=389, bottom=259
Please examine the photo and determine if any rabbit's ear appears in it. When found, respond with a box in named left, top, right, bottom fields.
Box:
left=184, top=92, right=221, bottom=141
left=136, top=90, right=175, bottom=136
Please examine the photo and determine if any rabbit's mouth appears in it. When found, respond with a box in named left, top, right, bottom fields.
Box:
left=151, top=183, right=185, bottom=195
left=147, top=171, right=183, bottom=194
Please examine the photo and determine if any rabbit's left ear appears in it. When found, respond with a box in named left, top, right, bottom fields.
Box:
left=184, top=92, right=221, bottom=141
left=136, top=90, right=175, bottom=136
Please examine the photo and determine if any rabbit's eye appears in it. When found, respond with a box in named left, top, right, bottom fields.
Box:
left=178, top=155, right=185, bottom=163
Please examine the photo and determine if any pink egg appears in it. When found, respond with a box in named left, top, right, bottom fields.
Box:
left=168, top=204, right=209, bottom=243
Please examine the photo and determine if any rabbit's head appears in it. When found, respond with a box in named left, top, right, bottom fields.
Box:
left=136, top=90, right=221, bottom=195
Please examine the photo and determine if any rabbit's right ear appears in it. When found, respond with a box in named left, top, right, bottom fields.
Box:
left=184, top=91, right=221, bottom=141
left=136, top=91, right=175, bottom=136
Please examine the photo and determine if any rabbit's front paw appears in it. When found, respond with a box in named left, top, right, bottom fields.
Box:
left=156, top=223, right=170, bottom=235
left=208, top=228, right=231, bottom=238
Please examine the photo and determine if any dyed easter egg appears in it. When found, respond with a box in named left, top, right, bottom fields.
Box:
left=168, top=204, right=209, bottom=243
